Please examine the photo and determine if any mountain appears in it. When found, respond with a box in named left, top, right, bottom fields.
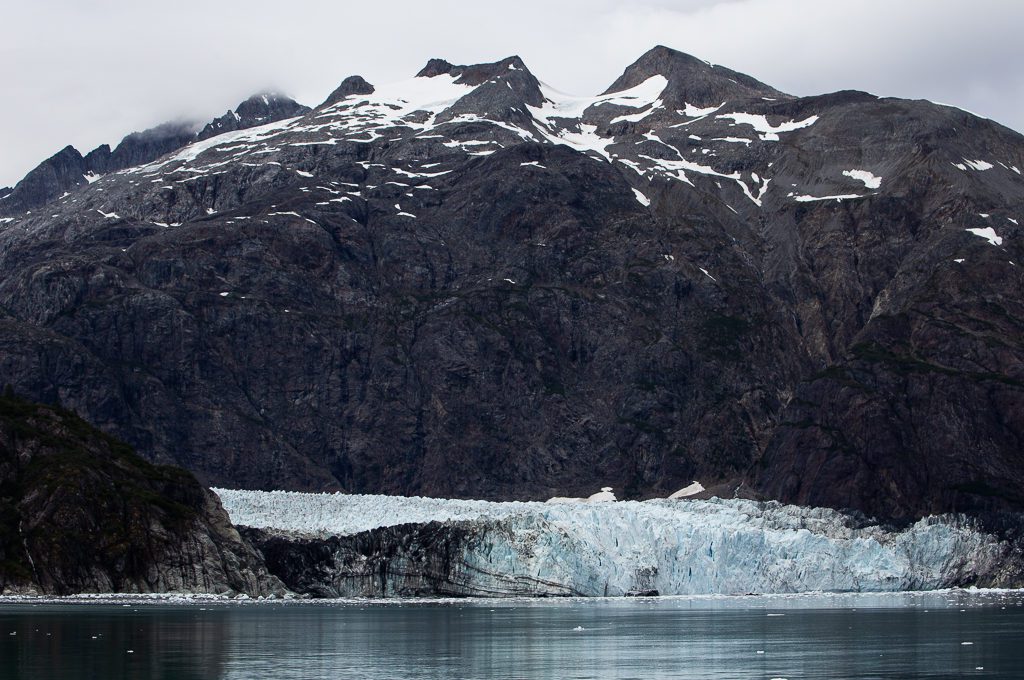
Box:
left=0, top=394, right=282, bottom=596
left=0, top=45, right=1021, bottom=521
left=0, top=94, right=309, bottom=214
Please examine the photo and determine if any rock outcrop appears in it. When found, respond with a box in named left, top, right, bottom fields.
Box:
left=0, top=394, right=283, bottom=596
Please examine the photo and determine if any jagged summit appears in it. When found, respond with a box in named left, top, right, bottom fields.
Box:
left=605, top=45, right=786, bottom=106
left=416, top=55, right=532, bottom=86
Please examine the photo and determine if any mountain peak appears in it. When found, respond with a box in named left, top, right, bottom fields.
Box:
left=416, top=56, right=531, bottom=86
left=604, top=45, right=786, bottom=106
left=322, top=76, right=375, bottom=107
left=197, top=92, right=309, bottom=141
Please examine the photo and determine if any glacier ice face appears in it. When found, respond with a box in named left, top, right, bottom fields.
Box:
left=217, top=490, right=1010, bottom=596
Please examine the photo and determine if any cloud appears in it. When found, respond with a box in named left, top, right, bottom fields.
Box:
left=2, top=0, right=1023, bottom=186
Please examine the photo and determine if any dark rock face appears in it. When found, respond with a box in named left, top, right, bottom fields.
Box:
left=0, top=395, right=283, bottom=596
left=0, top=48, right=1021, bottom=521
left=0, top=146, right=90, bottom=214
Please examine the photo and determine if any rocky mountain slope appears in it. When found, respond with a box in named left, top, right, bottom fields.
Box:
left=0, top=46, right=1021, bottom=520
left=0, top=394, right=282, bottom=596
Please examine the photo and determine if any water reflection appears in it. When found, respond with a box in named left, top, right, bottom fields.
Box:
left=0, top=591, right=1021, bottom=679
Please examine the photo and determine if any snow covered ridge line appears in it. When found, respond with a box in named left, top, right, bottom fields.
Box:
left=216, top=490, right=1016, bottom=596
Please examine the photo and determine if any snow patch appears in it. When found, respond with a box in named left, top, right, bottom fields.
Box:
left=715, top=113, right=818, bottom=141
left=794, top=194, right=865, bottom=203
left=962, top=159, right=994, bottom=171
left=632, top=188, right=651, bottom=206
left=842, top=169, right=882, bottom=189
left=965, top=227, right=1003, bottom=246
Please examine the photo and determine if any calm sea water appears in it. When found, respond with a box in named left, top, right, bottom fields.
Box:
left=1, top=591, right=1022, bottom=679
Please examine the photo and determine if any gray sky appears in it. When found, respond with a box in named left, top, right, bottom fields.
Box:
left=3, top=0, right=1023, bottom=187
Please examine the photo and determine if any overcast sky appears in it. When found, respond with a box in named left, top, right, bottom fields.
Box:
left=3, top=0, right=1023, bottom=187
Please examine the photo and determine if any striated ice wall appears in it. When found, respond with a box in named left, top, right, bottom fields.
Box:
left=216, top=490, right=1010, bottom=596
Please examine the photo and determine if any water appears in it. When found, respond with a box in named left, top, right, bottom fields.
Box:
left=1, top=591, right=1022, bottom=679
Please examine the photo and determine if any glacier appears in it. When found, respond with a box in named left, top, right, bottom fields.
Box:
left=215, top=490, right=1015, bottom=597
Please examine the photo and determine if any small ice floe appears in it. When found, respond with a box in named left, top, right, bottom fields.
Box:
left=572, top=626, right=585, bottom=632
left=961, top=641, right=974, bottom=646
left=219, top=292, right=230, bottom=297
left=954, top=259, right=965, bottom=264
left=668, top=481, right=705, bottom=499
left=756, top=650, right=765, bottom=655
left=587, top=487, right=617, bottom=503
left=127, top=650, right=134, bottom=654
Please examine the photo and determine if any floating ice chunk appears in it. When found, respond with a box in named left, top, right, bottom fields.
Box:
left=572, top=626, right=585, bottom=632
left=954, top=258, right=965, bottom=264
left=219, top=292, right=230, bottom=297
left=843, top=169, right=882, bottom=189
left=668, top=481, right=705, bottom=499
left=586, top=487, right=617, bottom=503
left=632, top=188, right=651, bottom=206
left=965, top=227, right=1003, bottom=246
left=715, top=113, right=818, bottom=141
